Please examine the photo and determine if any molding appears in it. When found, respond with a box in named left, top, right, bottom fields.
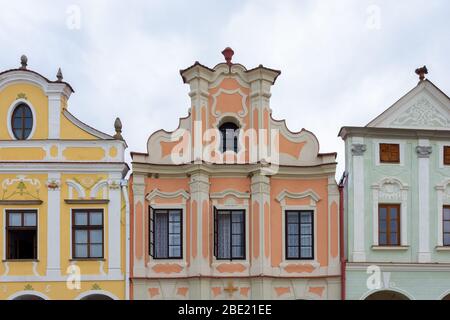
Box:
left=371, top=246, right=410, bottom=251
left=351, top=143, right=366, bottom=156
left=64, top=199, right=109, bottom=204
left=211, top=88, right=249, bottom=118
left=146, top=189, right=190, bottom=203
left=373, top=139, right=405, bottom=167
left=210, top=189, right=250, bottom=199
left=416, top=145, right=432, bottom=158
left=0, top=200, right=43, bottom=205
left=7, top=290, right=50, bottom=301
left=276, top=189, right=321, bottom=206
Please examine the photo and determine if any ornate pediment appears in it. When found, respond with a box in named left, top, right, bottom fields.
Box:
left=390, top=97, right=450, bottom=128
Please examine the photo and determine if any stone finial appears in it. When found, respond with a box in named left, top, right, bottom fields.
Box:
left=20, top=55, right=28, bottom=69
left=113, top=117, right=124, bottom=140
left=56, top=68, right=63, bottom=81
left=222, top=47, right=234, bottom=66
left=415, top=65, right=428, bottom=82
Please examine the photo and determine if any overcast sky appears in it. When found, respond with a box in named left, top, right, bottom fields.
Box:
left=1, top=0, right=449, bottom=178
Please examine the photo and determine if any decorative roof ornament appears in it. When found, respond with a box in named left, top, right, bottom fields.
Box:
left=222, top=47, right=234, bottom=67
left=113, top=117, right=124, bottom=140
left=56, top=68, right=63, bottom=82
left=20, top=55, right=28, bottom=69
left=415, top=65, right=428, bottom=82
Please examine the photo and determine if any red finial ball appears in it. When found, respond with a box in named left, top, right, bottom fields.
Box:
left=222, top=47, right=234, bottom=66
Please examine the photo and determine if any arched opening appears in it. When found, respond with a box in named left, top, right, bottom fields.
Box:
left=80, top=294, right=114, bottom=300
left=442, top=294, right=450, bottom=301
left=365, top=290, right=410, bottom=300
left=13, top=294, right=45, bottom=300
left=219, top=122, right=239, bottom=153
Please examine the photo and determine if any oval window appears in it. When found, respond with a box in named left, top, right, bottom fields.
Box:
left=11, top=103, right=33, bottom=140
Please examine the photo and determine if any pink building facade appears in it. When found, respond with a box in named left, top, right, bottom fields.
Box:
left=129, top=49, right=341, bottom=300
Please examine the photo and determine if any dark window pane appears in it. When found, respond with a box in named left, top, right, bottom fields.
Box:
left=300, top=212, right=312, bottom=223
left=444, top=208, right=450, bottom=221
left=24, top=213, right=36, bottom=227
left=89, top=212, right=102, bottom=225
left=288, top=224, right=298, bottom=235
left=379, top=233, right=387, bottom=245
left=288, top=247, right=299, bottom=258
left=287, top=212, right=299, bottom=223
left=379, top=220, right=387, bottom=233
left=75, top=213, right=88, bottom=226
left=154, top=211, right=169, bottom=258
left=288, top=235, right=298, bottom=246
left=9, top=213, right=22, bottom=226
left=301, top=247, right=313, bottom=258
left=12, top=104, right=33, bottom=140
left=444, top=234, right=450, bottom=246
left=390, top=233, right=399, bottom=245
left=75, top=230, right=88, bottom=244
left=90, top=244, right=103, bottom=258
left=379, top=208, right=387, bottom=221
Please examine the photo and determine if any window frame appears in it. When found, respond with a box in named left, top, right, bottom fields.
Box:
left=285, top=210, right=315, bottom=260
left=378, top=204, right=401, bottom=246
left=214, top=208, right=246, bottom=261
left=379, top=143, right=400, bottom=164
left=444, top=146, right=450, bottom=166
left=11, top=103, right=34, bottom=140
left=5, top=210, right=38, bottom=260
left=444, top=206, right=450, bottom=247
left=71, top=209, right=104, bottom=260
left=149, top=208, right=183, bottom=260
left=219, top=122, right=239, bottom=153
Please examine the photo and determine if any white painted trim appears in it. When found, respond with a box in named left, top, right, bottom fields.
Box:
left=146, top=189, right=190, bottom=204
left=373, top=139, right=405, bottom=166
left=210, top=189, right=250, bottom=199
left=352, top=137, right=366, bottom=262
left=74, top=290, right=119, bottom=300
left=47, top=172, right=61, bottom=277
left=90, top=179, right=109, bottom=199
left=360, top=288, right=415, bottom=301
left=108, top=173, right=122, bottom=277
left=418, top=139, right=431, bottom=262
left=62, top=109, right=114, bottom=140
left=276, top=189, right=321, bottom=205
left=0, top=274, right=124, bottom=282
left=121, top=181, right=130, bottom=300
left=6, top=99, right=37, bottom=140
left=66, top=179, right=86, bottom=199
left=7, top=290, right=50, bottom=300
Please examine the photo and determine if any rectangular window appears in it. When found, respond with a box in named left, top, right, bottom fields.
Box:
left=214, top=209, right=245, bottom=260
left=150, top=209, right=182, bottom=259
left=285, top=211, right=314, bottom=260
left=444, top=206, right=450, bottom=246
left=379, top=204, right=401, bottom=246
left=6, top=210, right=37, bottom=260
left=380, top=143, right=400, bottom=163
left=72, top=210, right=104, bottom=259
left=444, top=146, right=450, bottom=165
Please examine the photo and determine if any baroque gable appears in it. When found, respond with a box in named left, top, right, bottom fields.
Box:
left=367, top=80, right=450, bottom=130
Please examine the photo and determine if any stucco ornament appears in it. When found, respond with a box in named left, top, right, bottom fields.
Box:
left=351, top=144, right=367, bottom=156
left=379, top=179, right=402, bottom=201
left=391, top=97, right=450, bottom=128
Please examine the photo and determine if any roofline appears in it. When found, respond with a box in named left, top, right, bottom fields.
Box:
left=0, top=68, right=75, bottom=93
left=339, top=126, right=450, bottom=140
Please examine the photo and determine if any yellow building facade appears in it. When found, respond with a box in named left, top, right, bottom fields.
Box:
left=0, top=56, right=129, bottom=300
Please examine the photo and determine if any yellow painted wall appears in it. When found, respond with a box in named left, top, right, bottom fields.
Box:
left=63, top=147, right=106, bottom=161
left=60, top=113, right=99, bottom=140
left=0, top=83, right=49, bottom=140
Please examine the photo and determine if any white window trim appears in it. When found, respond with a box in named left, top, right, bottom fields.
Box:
left=280, top=205, right=319, bottom=268
left=371, top=178, right=409, bottom=247
left=211, top=203, right=250, bottom=267
left=7, top=99, right=37, bottom=140
left=147, top=204, right=187, bottom=266
left=70, top=208, right=105, bottom=260
left=374, top=139, right=405, bottom=166
left=436, top=179, right=450, bottom=247
left=3, top=208, right=39, bottom=261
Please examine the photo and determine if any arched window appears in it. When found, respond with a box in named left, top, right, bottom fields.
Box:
left=11, top=103, right=33, bottom=140
left=219, top=122, right=239, bottom=153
